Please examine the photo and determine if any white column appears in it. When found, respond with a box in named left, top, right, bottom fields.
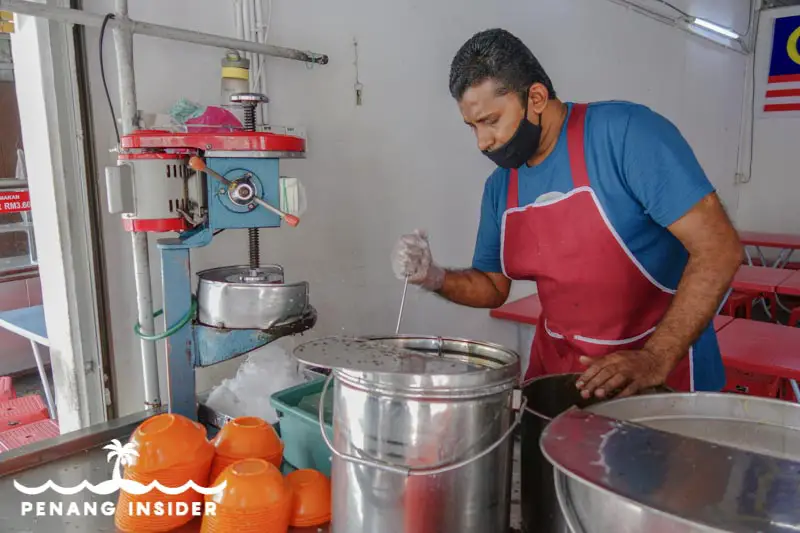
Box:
left=11, top=2, right=107, bottom=431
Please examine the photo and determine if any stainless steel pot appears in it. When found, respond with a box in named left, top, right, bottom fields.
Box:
left=543, top=393, right=800, bottom=533
left=519, top=374, right=671, bottom=533
left=294, top=335, right=522, bottom=533
left=197, top=265, right=309, bottom=329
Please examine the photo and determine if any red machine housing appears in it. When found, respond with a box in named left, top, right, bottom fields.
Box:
left=114, top=130, right=305, bottom=233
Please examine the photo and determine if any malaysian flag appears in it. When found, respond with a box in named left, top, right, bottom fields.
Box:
left=764, top=14, right=800, bottom=113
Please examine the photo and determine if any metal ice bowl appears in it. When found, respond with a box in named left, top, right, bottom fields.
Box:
left=197, top=265, right=309, bottom=330
left=548, top=393, right=800, bottom=533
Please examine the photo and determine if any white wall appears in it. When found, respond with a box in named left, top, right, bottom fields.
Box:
left=736, top=6, right=800, bottom=234
left=81, top=0, right=748, bottom=416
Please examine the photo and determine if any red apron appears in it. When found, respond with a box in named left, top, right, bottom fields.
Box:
left=501, top=103, right=693, bottom=391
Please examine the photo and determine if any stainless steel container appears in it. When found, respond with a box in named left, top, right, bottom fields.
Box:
left=197, top=265, right=309, bottom=329
left=542, top=393, right=800, bottom=533
left=294, top=335, right=522, bottom=533
left=519, top=373, right=671, bottom=533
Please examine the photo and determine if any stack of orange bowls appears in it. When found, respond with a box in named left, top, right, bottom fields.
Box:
left=115, top=413, right=214, bottom=532
left=210, top=416, right=283, bottom=481
left=201, top=458, right=292, bottom=533
left=285, top=469, right=332, bottom=527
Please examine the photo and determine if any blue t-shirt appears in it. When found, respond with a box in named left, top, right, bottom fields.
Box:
left=473, top=101, right=724, bottom=391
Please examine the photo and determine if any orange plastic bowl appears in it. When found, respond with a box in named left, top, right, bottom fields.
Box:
left=126, top=413, right=210, bottom=473
left=285, top=469, right=331, bottom=527
left=207, top=458, right=290, bottom=511
left=200, top=498, right=291, bottom=533
left=213, top=417, right=283, bottom=460
left=201, top=505, right=291, bottom=533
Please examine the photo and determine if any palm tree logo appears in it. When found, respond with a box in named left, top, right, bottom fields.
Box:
left=14, top=438, right=226, bottom=496
left=103, top=439, right=139, bottom=481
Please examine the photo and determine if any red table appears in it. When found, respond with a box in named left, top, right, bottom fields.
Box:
left=730, top=266, right=794, bottom=318
left=777, top=270, right=800, bottom=297
left=716, top=318, right=800, bottom=402
left=739, top=231, right=800, bottom=249
left=731, top=265, right=794, bottom=293
left=739, top=230, right=800, bottom=270
left=489, top=294, right=541, bottom=326
left=713, top=315, right=734, bottom=332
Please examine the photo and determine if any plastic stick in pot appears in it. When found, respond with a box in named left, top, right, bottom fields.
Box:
left=189, top=156, right=300, bottom=227
left=396, top=275, right=409, bottom=335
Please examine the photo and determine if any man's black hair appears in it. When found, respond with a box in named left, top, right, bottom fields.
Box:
left=449, top=28, right=557, bottom=102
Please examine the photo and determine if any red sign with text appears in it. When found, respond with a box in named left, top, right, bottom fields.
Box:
left=0, top=191, right=31, bottom=213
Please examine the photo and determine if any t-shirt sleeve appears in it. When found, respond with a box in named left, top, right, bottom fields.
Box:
left=622, top=106, right=715, bottom=228
left=471, top=170, right=505, bottom=273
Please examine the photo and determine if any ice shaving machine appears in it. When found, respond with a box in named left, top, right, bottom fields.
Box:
left=105, top=96, right=315, bottom=422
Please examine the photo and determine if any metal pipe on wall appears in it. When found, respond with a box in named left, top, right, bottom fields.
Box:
left=0, top=0, right=329, bottom=64
left=243, top=0, right=254, bottom=82
left=111, top=0, right=161, bottom=410
left=253, top=0, right=262, bottom=95
left=255, top=0, right=270, bottom=125
left=233, top=0, right=244, bottom=41
left=112, top=0, right=136, bottom=134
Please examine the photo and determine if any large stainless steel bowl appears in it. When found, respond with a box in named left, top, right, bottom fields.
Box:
left=197, top=265, right=309, bottom=329
left=542, top=393, right=800, bottom=533
left=519, top=373, right=671, bottom=533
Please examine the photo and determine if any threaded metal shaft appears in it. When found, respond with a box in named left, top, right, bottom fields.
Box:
left=242, top=100, right=259, bottom=271
left=248, top=228, right=260, bottom=270
left=243, top=105, right=256, bottom=132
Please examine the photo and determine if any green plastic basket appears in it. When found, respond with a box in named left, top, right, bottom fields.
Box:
left=270, top=378, right=333, bottom=477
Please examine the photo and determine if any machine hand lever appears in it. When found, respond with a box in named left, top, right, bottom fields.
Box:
left=189, top=156, right=300, bottom=227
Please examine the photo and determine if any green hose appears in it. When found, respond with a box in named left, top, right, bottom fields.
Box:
left=134, top=297, right=198, bottom=341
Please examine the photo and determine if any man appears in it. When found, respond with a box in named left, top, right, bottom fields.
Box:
left=391, top=29, right=742, bottom=398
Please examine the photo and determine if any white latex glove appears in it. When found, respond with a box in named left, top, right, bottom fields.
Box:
left=391, top=229, right=445, bottom=291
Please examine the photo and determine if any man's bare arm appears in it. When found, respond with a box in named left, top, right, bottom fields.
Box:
left=578, top=192, right=742, bottom=398
left=436, top=270, right=511, bottom=308
left=642, top=192, right=743, bottom=366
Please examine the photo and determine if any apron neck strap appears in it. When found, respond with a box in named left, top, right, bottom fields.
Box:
left=567, top=103, right=590, bottom=189
left=507, top=168, right=519, bottom=210
left=506, top=102, right=590, bottom=210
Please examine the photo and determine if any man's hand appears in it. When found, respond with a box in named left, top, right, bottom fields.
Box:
left=391, top=230, right=446, bottom=291
left=576, top=351, right=675, bottom=399
left=391, top=230, right=511, bottom=307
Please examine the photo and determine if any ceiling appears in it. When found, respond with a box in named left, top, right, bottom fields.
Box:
left=763, top=0, right=800, bottom=8
left=629, top=0, right=753, bottom=36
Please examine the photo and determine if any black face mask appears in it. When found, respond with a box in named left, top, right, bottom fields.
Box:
left=482, top=101, right=542, bottom=169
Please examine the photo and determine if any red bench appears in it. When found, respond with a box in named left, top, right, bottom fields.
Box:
left=716, top=318, right=800, bottom=401
left=0, top=419, right=59, bottom=451
left=0, top=395, right=49, bottom=431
